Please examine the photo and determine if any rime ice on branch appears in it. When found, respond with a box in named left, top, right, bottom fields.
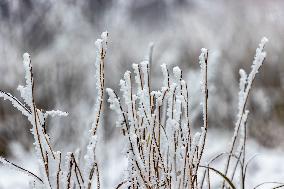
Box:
left=0, top=32, right=108, bottom=189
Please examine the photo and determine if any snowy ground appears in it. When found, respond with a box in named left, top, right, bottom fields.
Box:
left=0, top=129, right=283, bottom=189
left=203, top=129, right=284, bottom=188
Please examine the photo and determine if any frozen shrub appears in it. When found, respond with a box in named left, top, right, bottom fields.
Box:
left=0, top=32, right=281, bottom=188
left=107, top=48, right=209, bottom=188
left=0, top=32, right=108, bottom=189
left=107, top=37, right=276, bottom=188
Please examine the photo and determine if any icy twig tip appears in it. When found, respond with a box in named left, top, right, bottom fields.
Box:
left=101, top=31, right=108, bottom=40
left=239, top=69, right=247, bottom=77
left=23, top=53, right=30, bottom=64
left=199, top=48, right=208, bottom=65
left=173, top=66, right=181, bottom=78
left=261, top=37, right=268, bottom=44
left=201, top=48, right=208, bottom=54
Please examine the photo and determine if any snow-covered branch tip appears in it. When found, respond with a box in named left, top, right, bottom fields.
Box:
left=91, top=31, right=108, bottom=136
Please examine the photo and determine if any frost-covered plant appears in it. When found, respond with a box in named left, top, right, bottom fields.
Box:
left=0, top=31, right=278, bottom=189
left=107, top=38, right=271, bottom=188
left=0, top=32, right=108, bottom=189
left=107, top=48, right=209, bottom=188
left=221, top=37, right=269, bottom=189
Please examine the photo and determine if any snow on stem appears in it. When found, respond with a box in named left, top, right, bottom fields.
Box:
left=222, top=37, right=268, bottom=189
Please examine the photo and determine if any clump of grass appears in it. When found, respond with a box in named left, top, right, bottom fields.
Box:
left=0, top=32, right=108, bottom=189
left=107, top=37, right=281, bottom=189
left=0, top=33, right=282, bottom=189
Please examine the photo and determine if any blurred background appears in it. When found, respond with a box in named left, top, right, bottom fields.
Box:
left=0, top=0, right=284, bottom=188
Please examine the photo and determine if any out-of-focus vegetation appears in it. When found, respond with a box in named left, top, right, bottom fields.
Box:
left=0, top=0, right=284, bottom=156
